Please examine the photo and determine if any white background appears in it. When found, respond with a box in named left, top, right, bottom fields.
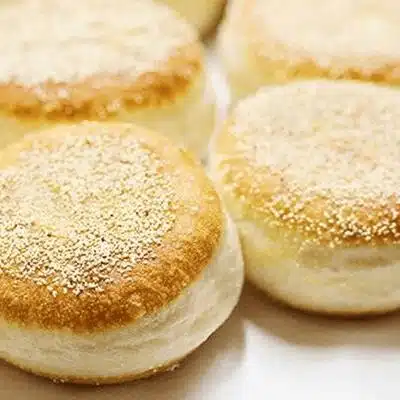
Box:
left=2, top=46, right=400, bottom=400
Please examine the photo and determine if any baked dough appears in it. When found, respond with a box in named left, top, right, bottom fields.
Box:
left=0, top=0, right=215, bottom=157
left=218, top=0, right=400, bottom=100
left=0, top=122, right=244, bottom=384
left=210, top=80, right=400, bottom=315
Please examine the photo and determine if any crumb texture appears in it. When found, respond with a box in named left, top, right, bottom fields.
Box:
left=217, top=81, right=400, bottom=247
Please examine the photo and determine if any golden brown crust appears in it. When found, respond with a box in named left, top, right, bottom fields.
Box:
left=0, top=44, right=203, bottom=121
left=231, top=0, right=400, bottom=85
left=211, top=80, right=400, bottom=249
left=215, top=131, right=400, bottom=248
left=0, top=0, right=204, bottom=121
left=0, top=123, right=223, bottom=333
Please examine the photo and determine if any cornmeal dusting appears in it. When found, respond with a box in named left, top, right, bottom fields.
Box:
left=224, top=81, right=400, bottom=246
left=0, top=128, right=177, bottom=295
left=253, top=0, right=400, bottom=73
left=0, top=0, right=195, bottom=85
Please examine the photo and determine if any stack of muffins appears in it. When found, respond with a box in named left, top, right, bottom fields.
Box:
left=0, top=0, right=399, bottom=385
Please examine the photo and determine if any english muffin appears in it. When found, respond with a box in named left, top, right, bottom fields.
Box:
left=0, top=0, right=214, bottom=157
left=218, top=0, right=400, bottom=100
left=0, top=122, right=243, bottom=384
left=210, top=80, right=400, bottom=315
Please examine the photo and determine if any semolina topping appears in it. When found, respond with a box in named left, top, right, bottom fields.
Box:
left=0, top=0, right=195, bottom=86
left=0, top=126, right=177, bottom=295
left=253, top=0, right=400, bottom=74
left=224, top=80, right=400, bottom=246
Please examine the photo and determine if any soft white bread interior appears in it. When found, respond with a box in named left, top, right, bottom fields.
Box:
left=0, top=122, right=243, bottom=384
left=218, top=0, right=400, bottom=101
left=0, top=0, right=215, bottom=157
left=209, top=80, right=400, bottom=316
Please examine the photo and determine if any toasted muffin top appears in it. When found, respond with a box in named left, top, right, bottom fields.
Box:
left=0, top=0, right=203, bottom=120
left=213, top=80, right=400, bottom=248
left=0, top=122, right=223, bottom=332
left=229, top=0, right=400, bottom=84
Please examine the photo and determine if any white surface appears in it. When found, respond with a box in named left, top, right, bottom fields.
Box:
left=2, top=44, right=400, bottom=400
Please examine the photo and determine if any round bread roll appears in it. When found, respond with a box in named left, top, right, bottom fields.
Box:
left=0, top=0, right=214, bottom=158
left=209, top=80, right=400, bottom=316
left=0, top=122, right=243, bottom=384
left=159, top=0, right=226, bottom=36
left=218, top=0, right=400, bottom=100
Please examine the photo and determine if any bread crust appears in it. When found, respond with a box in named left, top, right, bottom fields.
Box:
left=219, top=0, right=400, bottom=98
left=211, top=80, right=400, bottom=249
left=0, top=44, right=203, bottom=121
left=0, top=0, right=205, bottom=120
left=247, top=279, right=400, bottom=318
left=210, top=80, right=400, bottom=315
left=0, top=122, right=223, bottom=333
left=3, top=353, right=186, bottom=385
